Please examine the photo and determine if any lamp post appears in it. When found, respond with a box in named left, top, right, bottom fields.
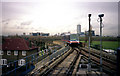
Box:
left=88, top=14, right=91, bottom=72
left=98, top=14, right=104, bottom=74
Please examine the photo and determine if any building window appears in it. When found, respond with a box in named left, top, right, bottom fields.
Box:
left=7, top=51, right=11, bottom=55
left=1, top=59, right=7, bottom=65
left=14, top=51, right=18, bottom=56
left=22, top=51, right=26, bottom=56
left=0, top=50, right=3, bottom=55
left=18, top=59, right=25, bottom=66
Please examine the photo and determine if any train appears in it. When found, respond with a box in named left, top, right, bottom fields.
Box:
left=62, top=33, right=82, bottom=46
left=69, top=34, right=79, bottom=44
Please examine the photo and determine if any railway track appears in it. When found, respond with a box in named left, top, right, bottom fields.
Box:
left=79, top=47, right=117, bottom=75
left=47, top=49, right=78, bottom=76
left=28, top=46, right=116, bottom=76
left=30, top=47, right=81, bottom=76
left=42, top=47, right=80, bottom=76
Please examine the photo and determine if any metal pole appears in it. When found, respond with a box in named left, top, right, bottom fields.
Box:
left=88, top=14, right=91, bottom=72
left=100, top=17, right=103, bottom=73
left=98, top=14, right=104, bottom=74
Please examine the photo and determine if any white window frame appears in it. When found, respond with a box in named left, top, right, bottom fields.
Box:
left=1, top=59, right=7, bottom=65
left=14, top=51, right=18, bottom=56
left=7, top=51, right=11, bottom=55
left=18, top=59, right=25, bottom=66
left=22, top=51, right=26, bottom=56
left=0, top=50, right=3, bottom=55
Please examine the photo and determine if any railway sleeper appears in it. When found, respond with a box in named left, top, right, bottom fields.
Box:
left=82, top=52, right=116, bottom=71
left=66, top=53, right=79, bottom=75
left=81, top=48, right=116, bottom=65
left=81, top=53, right=116, bottom=76
left=80, top=49, right=116, bottom=69
left=49, top=49, right=79, bottom=76
left=40, top=48, right=74, bottom=76
left=81, top=47, right=116, bottom=61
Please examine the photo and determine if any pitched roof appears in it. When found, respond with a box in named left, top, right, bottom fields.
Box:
left=2, top=38, right=34, bottom=50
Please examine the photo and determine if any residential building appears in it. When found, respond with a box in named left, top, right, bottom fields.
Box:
left=1, top=38, right=38, bottom=75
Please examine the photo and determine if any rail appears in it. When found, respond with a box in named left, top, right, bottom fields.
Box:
left=33, top=47, right=81, bottom=76
left=0, top=46, right=70, bottom=76
left=29, top=46, right=70, bottom=75
left=80, top=47, right=116, bottom=75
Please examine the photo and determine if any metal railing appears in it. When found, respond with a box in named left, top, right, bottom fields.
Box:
left=0, top=46, right=70, bottom=76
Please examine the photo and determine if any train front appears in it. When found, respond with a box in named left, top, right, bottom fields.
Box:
left=62, top=33, right=82, bottom=47
left=69, top=34, right=80, bottom=46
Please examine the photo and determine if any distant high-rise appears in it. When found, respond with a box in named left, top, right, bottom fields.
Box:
left=77, top=24, right=81, bottom=35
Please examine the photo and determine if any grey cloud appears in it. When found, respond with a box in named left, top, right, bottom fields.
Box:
left=21, top=21, right=32, bottom=26
left=104, top=25, right=118, bottom=30
left=2, top=19, right=10, bottom=27
left=31, top=27, right=35, bottom=29
left=17, top=26, right=23, bottom=29
left=34, top=29, right=39, bottom=31
left=2, top=19, right=10, bottom=23
left=76, top=2, right=118, bottom=13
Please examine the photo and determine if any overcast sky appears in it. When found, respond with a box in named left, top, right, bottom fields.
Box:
left=0, top=0, right=119, bottom=36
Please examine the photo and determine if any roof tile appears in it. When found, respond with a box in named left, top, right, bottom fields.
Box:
left=2, top=38, right=31, bottom=50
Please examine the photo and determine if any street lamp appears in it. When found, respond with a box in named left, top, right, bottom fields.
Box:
left=88, top=14, right=91, bottom=72
left=98, top=14, right=104, bottom=73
